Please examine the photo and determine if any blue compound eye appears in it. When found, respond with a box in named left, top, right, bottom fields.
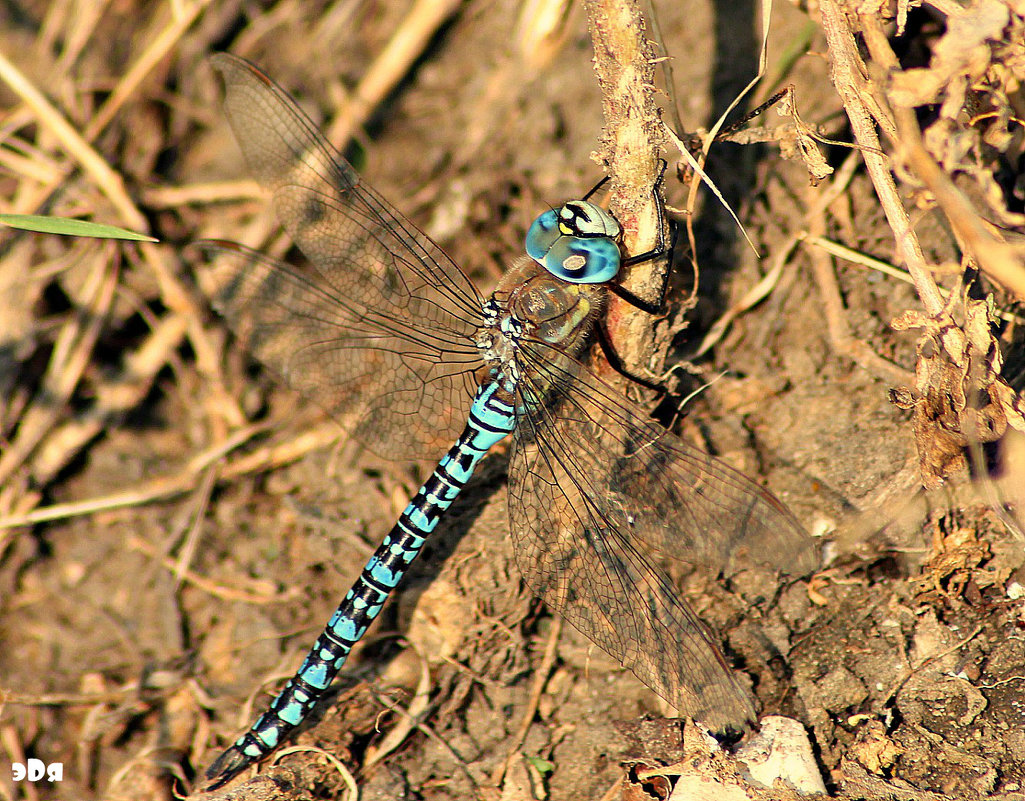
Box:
left=526, top=202, right=621, bottom=283
left=559, top=200, right=621, bottom=239
left=543, top=236, right=620, bottom=283
left=525, top=209, right=561, bottom=262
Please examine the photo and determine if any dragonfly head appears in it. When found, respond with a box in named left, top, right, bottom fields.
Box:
left=525, top=201, right=621, bottom=284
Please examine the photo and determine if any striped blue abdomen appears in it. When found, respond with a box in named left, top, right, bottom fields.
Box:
left=205, top=382, right=515, bottom=786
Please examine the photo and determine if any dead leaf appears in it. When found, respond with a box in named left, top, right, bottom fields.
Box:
left=890, top=293, right=1025, bottom=488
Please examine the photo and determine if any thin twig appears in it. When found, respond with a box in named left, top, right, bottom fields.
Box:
left=83, top=0, right=215, bottom=140
left=326, top=0, right=462, bottom=145
left=883, top=622, right=986, bottom=705
left=817, top=0, right=946, bottom=316
left=805, top=153, right=914, bottom=386
left=0, top=421, right=338, bottom=531
left=491, top=617, right=562, bottom=788
left=0, top=49, right=146, bottom=230
left=0, top=248, right=118, bottom=487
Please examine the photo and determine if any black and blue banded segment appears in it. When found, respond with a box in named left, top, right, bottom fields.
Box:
left=206, top=383, right=515, bottom=787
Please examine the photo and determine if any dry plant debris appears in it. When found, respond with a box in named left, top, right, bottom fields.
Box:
left=890, top=293, right=1025, bottom=488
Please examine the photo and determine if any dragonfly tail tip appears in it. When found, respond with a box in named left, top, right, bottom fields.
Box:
left=203, top=746, right=253, bottom=791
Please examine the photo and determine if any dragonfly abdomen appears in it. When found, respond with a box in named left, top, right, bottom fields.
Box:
left=205, top=381, right=515, bottom=788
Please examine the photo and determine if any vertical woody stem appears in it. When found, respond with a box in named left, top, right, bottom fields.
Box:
left=584, top=0, right=668, bottom=378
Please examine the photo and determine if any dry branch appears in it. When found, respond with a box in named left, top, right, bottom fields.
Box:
left=584, top=0, right=668, bottom=377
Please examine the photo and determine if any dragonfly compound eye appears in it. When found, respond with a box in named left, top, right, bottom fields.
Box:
left=559, top=200, right=620, bottom=239
left=525, top=203, right=621, bottom=284
left=543, top=236, right=620, bottom=283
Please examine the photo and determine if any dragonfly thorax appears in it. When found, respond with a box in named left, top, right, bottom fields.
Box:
left=476, top=257, right=606, bottom=392
left=475, top=298, right=522, bottom=386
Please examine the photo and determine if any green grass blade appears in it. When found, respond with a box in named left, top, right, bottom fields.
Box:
left=0, top=214, right=158, bottom=242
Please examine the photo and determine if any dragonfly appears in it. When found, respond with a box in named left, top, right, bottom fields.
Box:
left=198, top=52, right=818, bottom=788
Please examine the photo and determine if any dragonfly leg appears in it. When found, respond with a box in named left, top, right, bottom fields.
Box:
left=609, top=205, right=678, bottom=316
left=595, top=327, right=670, bottom=394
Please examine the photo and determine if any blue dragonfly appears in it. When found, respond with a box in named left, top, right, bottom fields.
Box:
left=199, top=53, right=818, bottom=788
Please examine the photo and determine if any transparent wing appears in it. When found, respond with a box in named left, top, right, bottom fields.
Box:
left=198, top=242, right=481, bottom=457
left=202, top=53, right=485, bottom=458
left=507, top=342, right=818, bottom=731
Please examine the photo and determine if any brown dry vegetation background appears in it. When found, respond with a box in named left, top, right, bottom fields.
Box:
left=1, top=1, right=1025, bottom=800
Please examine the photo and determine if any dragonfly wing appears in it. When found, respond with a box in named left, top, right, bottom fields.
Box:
left=200, top=54, right=486, bottom=457
left=198, top=242, right=480, bottom=458
left=514, top=344, right=818, bottom=573
left=507, top=343, right=818, bottom=731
